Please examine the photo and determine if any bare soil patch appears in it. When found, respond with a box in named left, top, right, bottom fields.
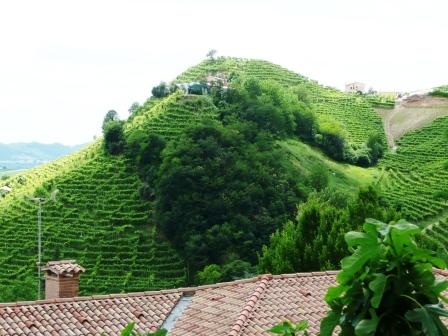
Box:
left=376, top=95, right=448, bottom=148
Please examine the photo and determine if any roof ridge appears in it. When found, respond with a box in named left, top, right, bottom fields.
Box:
left=227, top=274, right=273, bottom=336
left=272, top=270, right=339, bottom=279
left=0, top=288, right=183, bottom=308
left=434, top=268, right=448, bottom=277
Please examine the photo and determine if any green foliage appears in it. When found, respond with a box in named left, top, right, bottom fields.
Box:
left=430, top=85, right=448, bottom=98
left=0, top=143, right=185, bottom=301
left=196, top=264, right=222, bottom=284
left=366, top=133, right=386, bottom=165
left=268, top=320, right=309, bottom=336
left=176, top=57, right=386, bottom=159
left=364, top=93, right=395, bottom=108
left=315, top=118, right=347, bottom=161
left=0, top=278, right=35, bottom=302
left=380, top=116, right=448, bottom=221
left=196, top=259, right=255, bottom=285
left=258, top=187, right=399, bottom=274
left=151, top=82, right=170, bottom=98
left=102, top=110, right=120, bottom=131
left=128, top=102, right=141, bottom=116
left=120, top=322, right=167, bottom=336
left=103, top=120, right=125, bottom=155
left=155, top=121, right=304, bottom=275
left=321, top=218, right=448, bottom=336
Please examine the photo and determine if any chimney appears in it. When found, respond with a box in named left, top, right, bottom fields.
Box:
left=42, top=260, right=85, bottom=299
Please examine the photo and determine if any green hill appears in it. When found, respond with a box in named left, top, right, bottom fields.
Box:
left=176, top=57, right=385, bottom=148
left=2, top=57, right=446, bottom=300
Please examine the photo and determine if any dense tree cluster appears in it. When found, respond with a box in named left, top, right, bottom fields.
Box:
left=154, top=121, right=304, bottom=279
left=258, top=186, right=400, bottom=274
left=102, top=110, right=125, bottom=155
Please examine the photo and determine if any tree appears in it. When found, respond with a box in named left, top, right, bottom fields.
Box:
left=321, top=219, right=448, bottom=336
left=258, top=187, right=400, bottom=274
left=315, top=119, right=347, bottom=162
left=103, top=120, right=125, bottom=155
left=128, top=102, right=140, bottom=116
left=206, top=49, right=217, bottom=60
left=366, top=133, right=386, bottom=165
left=102, top=110, right=119, bottom=131
left=151, top=82, right=169, bottom=98
left=155, top=121, right=303, bottom=274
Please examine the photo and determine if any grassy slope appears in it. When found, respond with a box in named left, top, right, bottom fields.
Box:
left=281, top=140, right=378, bottom=194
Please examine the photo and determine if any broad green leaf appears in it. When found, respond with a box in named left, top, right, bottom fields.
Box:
left=354, top=309, right=378, bottom=336
left=364, top=218, right=388, bottom=237
left=268, top=324, right=286, bottom=334
left=324, top=284, right=347, bottom=303
left=412, top=250, right=446, bottom=269
left=338, top=241, right=380, bottom=283
left=405, top=307, right=438, bottom=336
left=320, top=311, right=340, bottom=336
left=368, top=273, right=386, bottom=308
left=425, top=303, right=448, bottom=317
left=120, top=323, right=136, bottom=336
left=294, top=320, right=309, bottom=331
left=388, top=220, right=420, bottom=255
left=345, top=231, right=369, bottom=249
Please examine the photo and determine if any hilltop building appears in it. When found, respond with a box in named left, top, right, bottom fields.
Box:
left=345, top=82, right=365, bottom=93
left=0, top=186, right=11, bottom=196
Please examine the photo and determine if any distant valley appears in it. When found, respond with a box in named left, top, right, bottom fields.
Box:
left=0, top=142, right=85, bottom=171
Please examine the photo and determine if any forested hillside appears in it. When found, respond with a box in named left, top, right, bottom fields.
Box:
left=0, top=57, right=445, bottom=301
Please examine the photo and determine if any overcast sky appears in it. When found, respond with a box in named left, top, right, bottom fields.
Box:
left=1, top=0, right=447, bottom=145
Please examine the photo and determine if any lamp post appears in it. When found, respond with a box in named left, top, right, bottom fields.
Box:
left=28, top=188, right=57, bottom=300
left=28, top=196, right=45, bottom=300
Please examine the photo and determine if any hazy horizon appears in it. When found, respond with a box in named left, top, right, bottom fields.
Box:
left=1, top=0, right=447, bottom=145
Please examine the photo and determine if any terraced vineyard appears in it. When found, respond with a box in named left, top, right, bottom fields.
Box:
left=380, top=116, right=448, bottom=221
left=431, top=85, right=448, bottom=97
left=126, top=91, right=218, bottom=140
left=0, top=142, right=185, bottom=299
left=420, top=217, right=448, bottom=259
left=176, top=57, right=386, bottom=147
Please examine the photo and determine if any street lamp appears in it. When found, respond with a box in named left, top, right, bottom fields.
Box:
left=27, top=188, right=58, bottom=300
left=28, top=196, right=45, bottom=300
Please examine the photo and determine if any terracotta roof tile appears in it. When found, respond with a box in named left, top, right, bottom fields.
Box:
left=0, top=291, right=181, bottom=336
left=42, top=261, right=85, bottom=276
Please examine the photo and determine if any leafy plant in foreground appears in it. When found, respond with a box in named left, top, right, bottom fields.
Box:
left=120, top=322, right=167, bottom=336
left=268, top=320, right=309, bottom=335
left=321, top=218, right=448, bottom=336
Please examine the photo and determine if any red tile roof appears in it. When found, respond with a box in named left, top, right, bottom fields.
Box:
left=170, top=272, right=337, bottom=336
left=0, top=290, right=182, bottom=336
left=0, top=270, right=446, bottom=336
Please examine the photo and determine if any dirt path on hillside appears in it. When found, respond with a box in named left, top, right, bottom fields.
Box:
left=376, top=95, right=448, bottom=149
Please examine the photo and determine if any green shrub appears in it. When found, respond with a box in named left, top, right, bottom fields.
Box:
left=321, top=218, right=448, bottom=336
